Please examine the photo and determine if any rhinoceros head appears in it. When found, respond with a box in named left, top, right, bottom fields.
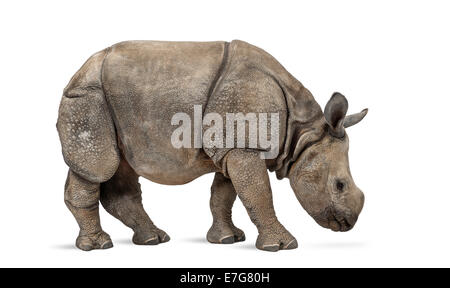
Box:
left=288, top=92, right=367, bottom=232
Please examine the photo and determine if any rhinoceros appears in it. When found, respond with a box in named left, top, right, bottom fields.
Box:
left=57, top=40, right=367, bottom=252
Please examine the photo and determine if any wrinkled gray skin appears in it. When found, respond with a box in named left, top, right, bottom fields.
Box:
left=57, top=40, right=367, bottom=252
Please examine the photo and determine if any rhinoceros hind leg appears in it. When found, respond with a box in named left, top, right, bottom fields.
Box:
left=207, top=173, right=246, bottom=244
left=57, top=90, right=120, bottom=184
left=65, top=170, right=113, bottom=251
left=100, top=156, right=170, bottom=245
left=57, top=47, right=119, bottom=183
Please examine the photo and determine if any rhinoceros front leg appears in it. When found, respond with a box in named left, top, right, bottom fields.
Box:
left=64, top=170, right=113, bottom=251
left=207, top=173, right=246, bottom=244
left=100, top=156, right=170, bottom=245
left=226, top=149, right=298, bottom=252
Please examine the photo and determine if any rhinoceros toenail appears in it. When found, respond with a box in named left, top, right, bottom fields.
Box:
left=220, top=236, right=235, bottom=244
left=101, top=241, right=113, bottom=249
left=144, top=237, right=159, bottom=245
left=284, top=239, right=298, bottom=249
left=262, top=244, right=280, bottom=252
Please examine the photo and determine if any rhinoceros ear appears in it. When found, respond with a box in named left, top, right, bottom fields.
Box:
left=344, top=108, right=368, bottom=128
left=324, top=92, right=348, bottom=138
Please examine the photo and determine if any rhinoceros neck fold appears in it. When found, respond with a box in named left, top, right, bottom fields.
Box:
left=270, top=71, right=325, bottom=179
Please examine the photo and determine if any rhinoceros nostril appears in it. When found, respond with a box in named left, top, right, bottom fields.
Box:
left=336, top=180, right=345, bottom=192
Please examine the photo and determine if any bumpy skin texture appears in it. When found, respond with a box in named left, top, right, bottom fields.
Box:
left=226, top=150, right=298, bottom=251
left=57, top=49, right=119, bottom=183
left=64, top=170, right=112, bottom=251
left=57, top=40, right=366, bottom=252
left=203, top=40, right=322, bottom=176
left=207, top=173, right=245, bottom=244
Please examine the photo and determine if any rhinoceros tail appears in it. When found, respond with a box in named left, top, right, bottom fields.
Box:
left=57, top=48, right=120, bottom=183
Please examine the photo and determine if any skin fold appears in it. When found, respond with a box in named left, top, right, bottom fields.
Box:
left=57, top=40, right=367, bottom=252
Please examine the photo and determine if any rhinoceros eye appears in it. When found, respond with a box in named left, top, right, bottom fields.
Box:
left=336, top=180, right=345, bottom=192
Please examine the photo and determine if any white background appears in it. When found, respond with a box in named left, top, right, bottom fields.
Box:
left=0, top=0, right=449, bottom=268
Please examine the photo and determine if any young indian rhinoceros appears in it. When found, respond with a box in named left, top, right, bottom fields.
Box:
left=57, top=40, right=368, bottom=252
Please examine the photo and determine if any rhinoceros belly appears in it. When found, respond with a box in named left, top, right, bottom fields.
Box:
left=102, top=41, right=226, bottom=184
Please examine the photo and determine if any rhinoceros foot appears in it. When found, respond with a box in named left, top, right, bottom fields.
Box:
left=76, top=231, right=113, bottom=251
left=256, top=223, right=298, bottom=252
left=132, top=227, right=170, bottom=245
left=207, top=224, right=246, bottom=244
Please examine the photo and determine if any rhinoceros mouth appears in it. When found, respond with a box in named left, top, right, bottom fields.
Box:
left=312, top=210, right=357, bottom=232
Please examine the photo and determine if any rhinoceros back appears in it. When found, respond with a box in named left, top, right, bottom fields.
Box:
left=101, top=41, right=226, bottom=184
